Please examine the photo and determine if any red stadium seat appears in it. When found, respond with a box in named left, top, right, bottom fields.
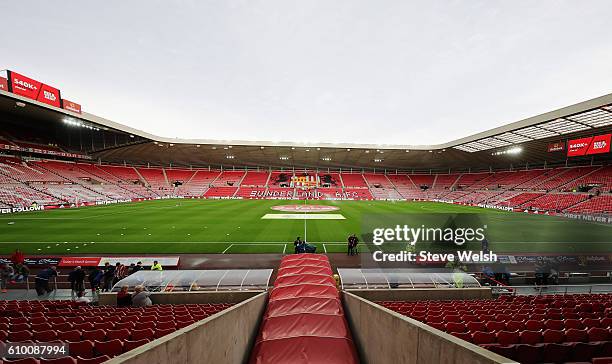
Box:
left=524, top=320, right=543, bottom=331
left=8, top=330, right=33, bottom=341
left=107, top=328, right=131, bottom=341
left=82, top=329, right=106, bottom=341
left=68, top=341, right=94, bottom=359
left=541, top=343, right=570, bottom=363
left=471, top=331, right=496, bottom=344
left=565, top=328, right=589, bottom=343
left=131, top=328, right=155, bottom=341
left=445, top=322, right=466, bottom=333
left=123, top=338, right=150, bottom=352
left=565, top=319, right=584, bottom=329
left=138, top=321, right=156, bottom=330
left=113, top=321, right=135, bottom=330
left=519, top=330, right=542, bottom=345
left=72, top=323, right=94, bottom=331
left=542, top=329, right=565, bottom=343
left=587, top=327, right=609, bottom=342
left=466, top=321, right=486, bottom=332
left=155, top=321, right=176, bottom=330
left=450, top=332, right=472, bottom=342
left=515, top=344, right=542, bottom=364
left=485, top=321, right=505, bottom=332
left=544, top=319, right=564, bottom=330
left=505, top=320, right=524, bottom=332
left=33, top=329, right=58, bottom=341
left=154, top=328, right=176, bottom=339
left=496, top=330, right=520, bottom=345
left=58, top=330, right=82, bottom=341
left=94, top=339, right=123, bottom=357
left=10, top=323, right=31, bottom=332
left=92, top=322, right=114, bottom=331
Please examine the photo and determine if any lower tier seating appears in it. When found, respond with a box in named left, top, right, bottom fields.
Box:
left=0, top=300, right=232, bottom=363
left=378, top=294, right=612, bottom=364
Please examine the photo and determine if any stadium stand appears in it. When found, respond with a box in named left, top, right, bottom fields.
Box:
left=174, top=170, right=220, bottom=197
left=211, top=171, right=245, bottom=187
left=240, top=171, right=270, bottom=187
left=566, top=195, right=612, bottom=214
left=249, top=254, right=359, bottom=364
left=378, top=294, right=612, bottom=364
left=0, top=300, right=232, bottom=363
left=0, top=153, right=611, bottom=212
left=340, top=173, right=368, bottom=188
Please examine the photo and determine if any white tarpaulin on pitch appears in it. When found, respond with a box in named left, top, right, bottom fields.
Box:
left=261, top=213, right=345, bottom=220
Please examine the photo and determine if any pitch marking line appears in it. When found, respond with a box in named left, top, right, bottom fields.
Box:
left=222, top=244, right=234, bottom=254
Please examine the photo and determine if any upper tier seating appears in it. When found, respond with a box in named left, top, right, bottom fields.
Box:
left=454, top=172, right=493, bottom=189
left=91, top=165, right=157, bottom=198
left=363, top=173, right=392, bottom=188
left=174, top=170, right=220, bottom=196
left=0, top=158, right=66, bottom=183
left=319, top=173, right=342, bottom=188
left=340, top=174, right=368, bottom=188
left=164, top=169, right=196, bottom=185
left=212, top=171, right=245, bottom=187
left=564, top=166, right=612, bottom=193
left=268, top=172, right=293, bottom=187
left=535, top=167, right=598, bottom=191
left=137, top=168, right=170, bottom=192
left=378, top=294, right=612, bottom=364
left=240, top=171, right=270, bottom=187
left=0, top=300, right=232, bottom=363
left=432, top=174, right=460, bottom=191
left=409, top=175, right=435, bottom=189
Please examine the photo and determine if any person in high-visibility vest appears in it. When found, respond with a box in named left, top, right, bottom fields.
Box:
left=150, top=261, right=163, bottom=271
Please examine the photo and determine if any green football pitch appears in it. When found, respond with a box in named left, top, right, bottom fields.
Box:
left=0, top=199, right=610, bottom=255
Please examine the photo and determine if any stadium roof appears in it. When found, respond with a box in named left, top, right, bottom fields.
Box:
left=1, top=90, right=611, bottom=171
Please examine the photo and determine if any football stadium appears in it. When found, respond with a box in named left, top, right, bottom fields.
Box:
left=1, top=2, right=612, bottom=364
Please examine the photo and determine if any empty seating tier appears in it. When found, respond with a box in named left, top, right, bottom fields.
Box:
left=0, top=300, right=233, bottom=363
left=378, top=294, right=612, bottom=364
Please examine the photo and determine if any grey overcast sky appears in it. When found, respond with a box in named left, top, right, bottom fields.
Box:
left=2, top=1, right=612, bottom=145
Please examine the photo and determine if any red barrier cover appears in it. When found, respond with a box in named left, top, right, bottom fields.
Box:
left=277, top=265, right=333, bottom=277
left=274, top=273, right=336, bottom=287
left=250, top=337, right=359, bottom=364
left=279, top=258, right=332, bottom=268
left=257, top=313, right=350, bottom=341
left=265, top=297, right=343, bottom=318
left=269, top=283, right=339, bottom=301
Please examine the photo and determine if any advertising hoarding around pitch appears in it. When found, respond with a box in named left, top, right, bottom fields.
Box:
left=0, top=76, right=7, bottom=91
left=567, top=134, right=611, bottom=157
left=7, top=70, right=61, bottom=108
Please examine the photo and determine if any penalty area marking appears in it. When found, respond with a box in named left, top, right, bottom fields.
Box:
left=222, top=243, right=286, bottom=254
left=261, top=213, right=345, bottom=220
